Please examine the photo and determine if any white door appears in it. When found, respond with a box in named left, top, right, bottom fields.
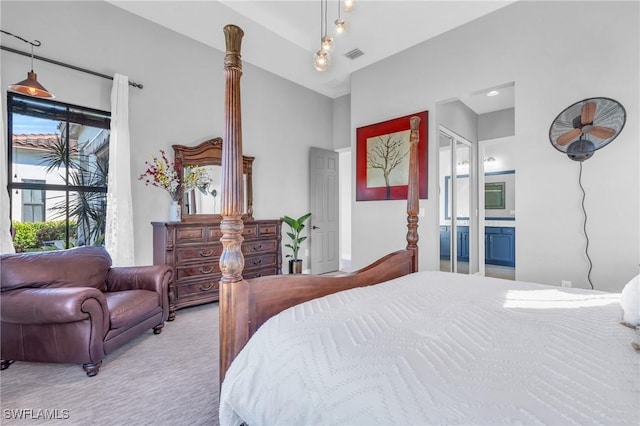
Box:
left=309, top=147, right=339, bottom=274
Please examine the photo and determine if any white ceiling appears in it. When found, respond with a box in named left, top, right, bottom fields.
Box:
left=108, top=0, right=515, bottom=108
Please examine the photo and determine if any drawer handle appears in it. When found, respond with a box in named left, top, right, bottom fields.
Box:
left=253, top=259, right=263, bottom=265
left=199, top=249, right=214, bottom=257
left=253, top=244, right=263, bottom=251
left=199, top=266, right=214, bottom=274
left=199, top=281, right=215, bottom=291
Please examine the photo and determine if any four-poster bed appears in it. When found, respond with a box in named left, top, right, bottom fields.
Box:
left=217, top=25, right=638, bottom=425
left=218, top=23, right=422, bottom=383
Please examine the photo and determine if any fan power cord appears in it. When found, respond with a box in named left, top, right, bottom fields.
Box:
left=578, top=162, right=594, bottom=289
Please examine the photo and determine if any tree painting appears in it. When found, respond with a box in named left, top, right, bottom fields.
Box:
left=366, top=129, right=410, bottom=199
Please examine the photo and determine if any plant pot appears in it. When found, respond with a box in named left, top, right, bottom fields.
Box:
left=288, top=259, right=303, bottom=274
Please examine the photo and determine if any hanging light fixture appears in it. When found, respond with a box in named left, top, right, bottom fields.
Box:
left=313, top=49, right=330, bottom=71
left=1, top=30, right=54, bottom=99
left=321, top=35, right=334, bottom=52
left=320, top=0, right=334, bottom=53
left=335, top=0, right=347, bottom=35
left=312, top=0, right=356, bottom=71
left=344, top=0, right=355, bottom=12
left=313, top=0, right=331, bottom=71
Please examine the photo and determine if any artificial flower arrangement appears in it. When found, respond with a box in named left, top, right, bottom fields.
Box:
left=138, top=150, right=180, bottom=201
left=183, top=165, right=212, bottom=194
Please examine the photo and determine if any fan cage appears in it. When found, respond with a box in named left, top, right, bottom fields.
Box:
left=548, top=97, right=626, bottom=155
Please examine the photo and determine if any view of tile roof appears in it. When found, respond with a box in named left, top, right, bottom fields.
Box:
left=12, top=134, right=60, bottom=150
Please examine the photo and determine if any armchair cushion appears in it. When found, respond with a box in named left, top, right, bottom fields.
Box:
left=105, top=290, right=161, bottom=329
left=0, top=246, right=110, bottom=292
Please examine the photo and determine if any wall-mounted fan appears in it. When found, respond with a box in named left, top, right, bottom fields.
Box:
left=549, top=97, right=626, bottom=161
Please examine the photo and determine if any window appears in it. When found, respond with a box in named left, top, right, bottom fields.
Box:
left=21, top=179, right=45, bottom=222
left=7, top=93, right=111, bottom=252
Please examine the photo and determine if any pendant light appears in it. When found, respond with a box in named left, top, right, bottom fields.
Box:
left=344, top=0, right=355, bottom=12
left=335, top=0, right=347, bottom=35
left=313, top=0, right=331, bottom=71
left=313, top=49, right=330, bottom=71
left=2, top=30, right=55, bottom=99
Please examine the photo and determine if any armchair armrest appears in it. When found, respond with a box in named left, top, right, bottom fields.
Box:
left=106, top=265, right=172, bottom=296
left=0, top=287, right=109, bottom=329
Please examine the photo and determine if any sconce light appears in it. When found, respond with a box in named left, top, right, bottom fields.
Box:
left=1, top=30, right=55, bottom=99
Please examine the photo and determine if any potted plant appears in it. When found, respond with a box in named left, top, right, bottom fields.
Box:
left=282, top=213, right=311, bottom=274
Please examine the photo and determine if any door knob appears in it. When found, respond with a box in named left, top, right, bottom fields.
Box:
left=312, top=225, right=320, bottom=230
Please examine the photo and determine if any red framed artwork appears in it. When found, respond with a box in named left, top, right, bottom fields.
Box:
left=356, top=111, right=428, bottom=201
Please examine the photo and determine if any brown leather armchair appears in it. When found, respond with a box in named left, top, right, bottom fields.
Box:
left=0, top=246, right=172, bottom=377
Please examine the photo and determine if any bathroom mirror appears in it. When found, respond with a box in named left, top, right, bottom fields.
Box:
left=173, top=138, right=254, bottom=221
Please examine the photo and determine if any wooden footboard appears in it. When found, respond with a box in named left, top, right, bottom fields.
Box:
left=219, top=249, right=416, bottom=382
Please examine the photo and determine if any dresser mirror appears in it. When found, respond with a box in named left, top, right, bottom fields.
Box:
left=173, top=138, right=254, bottom=221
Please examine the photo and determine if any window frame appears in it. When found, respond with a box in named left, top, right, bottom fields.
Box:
left=7, top=92, right=111, bottom=249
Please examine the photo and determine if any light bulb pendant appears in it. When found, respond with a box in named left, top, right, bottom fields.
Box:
left=335, top=18, right=346, bottom=35
left=344, top=0, right=355, bottom=12
left=321, top=35, right=334, bottom=52
left=313, top=49, right=330, bottom=72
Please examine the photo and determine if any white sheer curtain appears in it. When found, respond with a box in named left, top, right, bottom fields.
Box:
left=1, top=75, right=16, bottom=254
left=105, top=74, right=135, bottom=266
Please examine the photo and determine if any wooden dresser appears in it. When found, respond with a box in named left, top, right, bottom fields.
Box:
left=152, top=219, right=282, bottom=319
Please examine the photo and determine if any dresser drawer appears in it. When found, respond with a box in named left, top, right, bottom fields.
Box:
left=241, top=239, right=278, bottom=255
left=176, top=261, right=220, bottom=281
left=245, top=266, right=279, bottom=279
left=175, top=279, right=219, bottom=299
left=258, top=223, right=278, bottom=236
left=175, top=226, right=207, bottom=243
left=176, top=244, right=223, bottom=262
left=244, top=253, right=278, bottom=270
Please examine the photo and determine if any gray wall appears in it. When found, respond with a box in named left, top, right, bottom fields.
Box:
left=1, top=1, right=334, bottom=267
left=479, top=108, right=515, bottom=141
left=350, top=1, right=639, bottom=291
left=332, top=94, right=351, bottom=150
left=438, top=100, right=478, bottom=144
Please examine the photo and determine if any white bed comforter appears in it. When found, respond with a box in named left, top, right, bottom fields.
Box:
left=219, top=271, right=639, bottom=425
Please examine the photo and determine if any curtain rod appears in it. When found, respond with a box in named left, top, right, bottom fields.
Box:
left=0, top=45, right=144, bottom=89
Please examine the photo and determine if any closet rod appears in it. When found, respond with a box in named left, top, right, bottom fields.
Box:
left=0, top=45, right=144, bottom=89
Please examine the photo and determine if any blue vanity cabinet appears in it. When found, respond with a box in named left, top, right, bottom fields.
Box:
left=485, top=226, right=515, bottom=267
left=457, top=226, right=470, bottom=261
left=440, top=225, right=515, bottom=267
left=440, top=226, right=451, bottom=259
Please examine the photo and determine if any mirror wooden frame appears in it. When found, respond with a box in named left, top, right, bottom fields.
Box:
left=173, top=138, right=254, bottom=221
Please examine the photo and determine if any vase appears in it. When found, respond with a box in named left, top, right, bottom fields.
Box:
left=168, top=200, right=181, bottom=222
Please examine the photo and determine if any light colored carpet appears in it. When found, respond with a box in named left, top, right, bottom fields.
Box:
left=0, top=303, right=220, bottom=426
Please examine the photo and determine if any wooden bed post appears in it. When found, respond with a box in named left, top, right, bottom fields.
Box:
left=219, top=24, right=248, bottom=384
left=406, top=116, right=420, bottom=272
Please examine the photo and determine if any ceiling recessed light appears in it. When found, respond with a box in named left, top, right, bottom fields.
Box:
left=486, top=90, right=500, bottom=97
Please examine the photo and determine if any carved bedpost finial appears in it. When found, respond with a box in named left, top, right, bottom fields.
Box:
left=223, top=24, right=243, bottom=70
left=406, top=116, right=420, bottom=271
